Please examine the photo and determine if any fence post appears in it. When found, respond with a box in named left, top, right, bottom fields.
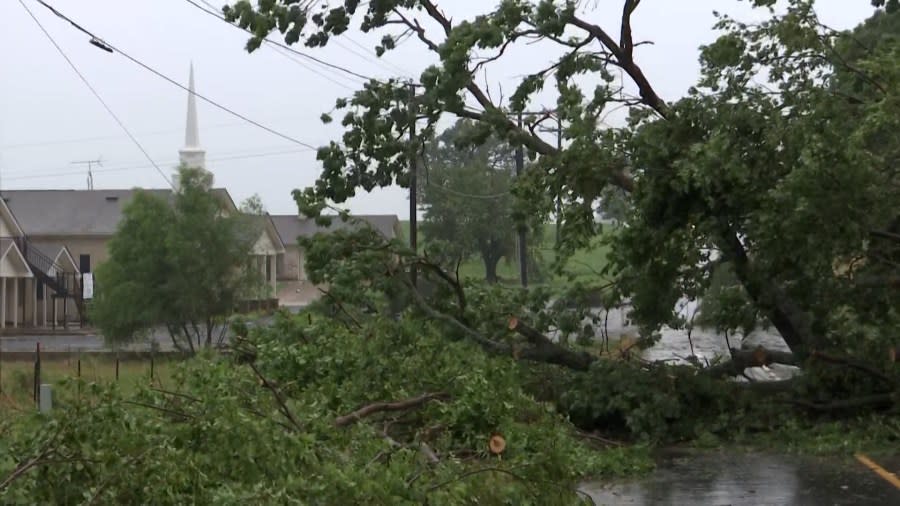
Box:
left=34, top=342, right=41, bottom=406
left=150, top=353, right=155, bottom=382
left=115, top=355, right=120, bottom=381
left=77, top=354, right=82, bottom=398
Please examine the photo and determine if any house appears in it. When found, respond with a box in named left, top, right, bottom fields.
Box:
left=0, top=65, right=284, bottom=330
left=271, top=214, right=402, bottom=282
left=0, top=188, right=285, bottom=330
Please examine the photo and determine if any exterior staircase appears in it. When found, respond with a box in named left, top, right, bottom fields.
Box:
left=15, top=237, right=85, bottom=327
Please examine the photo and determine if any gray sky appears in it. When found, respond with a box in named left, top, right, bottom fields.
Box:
left=0, top=1, right=874, bottom=217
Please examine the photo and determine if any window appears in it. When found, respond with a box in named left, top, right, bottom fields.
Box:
left=80, top=254, right=91, bottom=274
left=37, top=281, right=43, bottom=300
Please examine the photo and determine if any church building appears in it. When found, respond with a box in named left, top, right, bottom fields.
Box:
left=0, top=65, right=285, bottom=331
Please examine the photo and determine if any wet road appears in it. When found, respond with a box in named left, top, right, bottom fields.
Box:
left=0, top=314, right=281, bottom=352
left=582, top=451, right=900, bottom=506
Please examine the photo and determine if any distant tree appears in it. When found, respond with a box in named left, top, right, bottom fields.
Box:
left=420, top=120, right=537, bottom=283
left=91, top=166, right=262, bottom=352
left=240, top=193, right=266, bottom=215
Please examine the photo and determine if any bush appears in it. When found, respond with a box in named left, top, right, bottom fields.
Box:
left=556, top=360, right=746, bottom=442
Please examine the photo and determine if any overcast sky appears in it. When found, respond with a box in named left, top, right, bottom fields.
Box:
left=0, top=1, right=874, bottom=217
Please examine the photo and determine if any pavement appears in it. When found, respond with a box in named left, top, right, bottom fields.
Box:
left=0, top=314, right=285, bottom=353
left=582, top=450, right=900, bottom=506
left=276, top=280, right=322, bottom=307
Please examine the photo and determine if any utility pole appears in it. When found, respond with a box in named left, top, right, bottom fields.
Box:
left=72, top=159, right=102, bottom=190
left=555, top=115, right=562, bottom=246
left=408, top=81, right=418, bottom=288
left=539, top=115, right=564, bottom=246
left=515, top=112, right=528, bottom=288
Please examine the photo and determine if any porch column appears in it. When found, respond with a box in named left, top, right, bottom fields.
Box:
left=32, top=278, right=37, bottom=326
left=42, top=286, right=47, bottom=328
left=1, top=277, right=6, bottom=329
left=258, top=255, right=265, bottom=295
left=13, top=277, right=18, bottom=328
left=271, top=254, right=277, bottom=295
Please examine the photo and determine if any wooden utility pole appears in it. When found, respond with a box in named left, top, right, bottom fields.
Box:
left=537, top=114, right=565, bottom=246
left=515, top=112, right=528, bottom=288
left=555, top=115, right=562, bottom=245
left=408, top=81, right=418, bottom=288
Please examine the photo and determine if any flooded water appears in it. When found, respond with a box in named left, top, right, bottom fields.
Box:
left=581, top=451, right=900, bottom=505
left=570, top=299, right=799, bottom=380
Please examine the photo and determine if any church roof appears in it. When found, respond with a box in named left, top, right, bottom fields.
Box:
left=271, top=214, right=401, bottom=246
left=0, top=188, right=233, bottom=237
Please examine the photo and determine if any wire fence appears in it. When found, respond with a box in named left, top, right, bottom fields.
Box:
left=0, top=344, right=184, bottom=411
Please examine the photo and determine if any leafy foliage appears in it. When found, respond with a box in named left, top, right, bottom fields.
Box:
left=1, top=310, right=649, bottom=504
left=91, top=167, right=264, bottom=351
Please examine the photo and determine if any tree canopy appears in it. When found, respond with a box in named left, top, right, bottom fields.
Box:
left=3, top=2, right=900, bottom=501
left=227, top=0, right=897, bottom=359
left=420, top=119, right=527, bottom=283
left=91, top=167, right=263, bottom=351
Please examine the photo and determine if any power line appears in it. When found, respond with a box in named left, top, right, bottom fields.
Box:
left=5, top=147, right=314, bottom=182
left=197, top=0, right=413, bottom=78
left=342, top=35, right=415, bottom=78
left=1, top=116, right=300, bottom=150
left=19, top=0, right=173, bottom=187
left=194, top=0, right=365, bottom=90
left=425, top=179, right=511, bottom=200
left=268, top=44, right=362, bottom=92
left=184, top=0, right=380, bottom=83
left=32, top=0, right=320, bottom=152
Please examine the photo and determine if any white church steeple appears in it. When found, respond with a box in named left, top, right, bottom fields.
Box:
left=178, top=63, right=206, bottom=171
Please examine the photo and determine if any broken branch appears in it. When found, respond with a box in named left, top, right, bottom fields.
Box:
left=335, top=392, right=450, bottom=427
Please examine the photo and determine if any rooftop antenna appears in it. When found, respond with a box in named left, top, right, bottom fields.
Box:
left=71, top=158, right=102, bottom=190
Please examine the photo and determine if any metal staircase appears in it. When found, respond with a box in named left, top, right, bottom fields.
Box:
left=14, top=237, right=85, bottom=327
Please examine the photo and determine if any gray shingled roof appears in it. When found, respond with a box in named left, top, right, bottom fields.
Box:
left=0, top=189, right=232, bottom=237
left=271, top=214, right=401, bottom=246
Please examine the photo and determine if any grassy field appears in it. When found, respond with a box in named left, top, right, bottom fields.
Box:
left=0, top=356, right=178, bottom=418
left=400, top=221, right=611, bottom=287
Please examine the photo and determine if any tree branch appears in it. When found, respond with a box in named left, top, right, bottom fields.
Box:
left=620, top=0, right=640, bottom=59
left=790, top=393, right=897, bottom=413
left=508, top=317, right=596, bottom=371
left=569, top=14, right=669, bottom=118
left=248, top=362, right=303, bottom=432
left=335, top=392, right=450, bottom=427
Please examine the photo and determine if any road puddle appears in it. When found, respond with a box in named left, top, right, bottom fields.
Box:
left=581, top=451, right=899, bottom=505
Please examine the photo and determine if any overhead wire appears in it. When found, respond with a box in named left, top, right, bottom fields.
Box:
left=267, top=44, right=362, bottom=91
left=341, top=35, right=416, bottom=78
left=425, top=179, right=512, bottom=200
left=193, top=0, right=365, bottom=90
left=4, top=144, right=316, bottom=178
left=32, top=0, right=320, bottom=151
left=5, top=147, right=314, bottom=182
left=196, top=0, right=415, bottom=79
left=18, top=0, right=174, bottom=187
left=185, top=0, right=381, bottom=83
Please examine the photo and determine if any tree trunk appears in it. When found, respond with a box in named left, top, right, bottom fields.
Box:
left=483, top=255, right=500, bottom=284
left=205, top=318, right=214, bottom=348
left=719, top=229, right=815, bottom=354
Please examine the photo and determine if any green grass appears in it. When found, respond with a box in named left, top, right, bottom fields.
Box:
left=400, top=221, right=611, bottom=287
left=0, top=356, right=178, bottom=418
